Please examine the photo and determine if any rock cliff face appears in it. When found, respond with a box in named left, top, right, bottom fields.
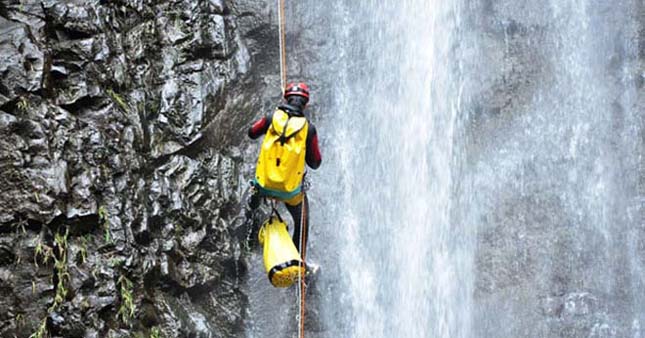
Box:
left=0, top=0, right=275, bottom=336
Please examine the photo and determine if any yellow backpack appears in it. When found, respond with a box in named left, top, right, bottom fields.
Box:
left=253, top=108, right=309, bottom=200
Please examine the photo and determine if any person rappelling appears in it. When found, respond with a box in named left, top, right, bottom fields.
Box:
left=251, top=2, right=317, bottom=336
left=247, top=82, right=322, bottom=287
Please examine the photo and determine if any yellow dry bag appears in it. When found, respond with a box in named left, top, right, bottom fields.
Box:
left=254, top=109, right=309, bottom=200
left=258, top=216, right=304, bottom=288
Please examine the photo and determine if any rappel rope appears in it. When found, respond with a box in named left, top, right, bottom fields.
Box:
left=278, top=0, right=288, bottom=93
left=297, top=194, right=307, bottom=338
left=277, top=2, right=307, bottom=336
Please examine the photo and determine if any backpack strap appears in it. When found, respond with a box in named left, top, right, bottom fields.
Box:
left=271, top=207, right=284, bottom=223
left=279, top=116, right=291, bottom=145
left=273, top=109, right=307, bottom=145
left=284, top=118, right=307, bottom=139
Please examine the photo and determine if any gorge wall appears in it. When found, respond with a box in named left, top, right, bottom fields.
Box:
left=0, top=0, right=275, bottom=337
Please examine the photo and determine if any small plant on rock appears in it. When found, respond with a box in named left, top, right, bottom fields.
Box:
left=79, top=235, right=88, bottom=264
left=50, top=229, right=70, bottom=311
left=29, top=317, right=48, bottom=338
left=34, top=238, right=53, bottom=268
left=98, top=206, right=112, bottom=244
left=150, top=327, right=162, bottom=338
left=30, top=229, right=70, bottom=338
left=17, top=96, right=28, bottom=112
left=15, top=313, right=24, bottom=326
left=107, top=89, right=128, bottom=112
left=117, top=275, right=135, bottom=325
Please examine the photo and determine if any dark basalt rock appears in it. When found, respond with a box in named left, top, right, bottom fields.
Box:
left=0, top=0, right=276, bottom=336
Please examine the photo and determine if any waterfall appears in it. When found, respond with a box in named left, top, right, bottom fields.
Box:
left=245, top=0, right=643, bottom=337
left=314, top=1, right=473, bottom=337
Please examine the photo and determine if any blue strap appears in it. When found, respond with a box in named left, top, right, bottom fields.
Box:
left=252, top=179, right=301, bottom=200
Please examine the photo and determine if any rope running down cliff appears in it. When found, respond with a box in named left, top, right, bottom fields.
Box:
left=298, top=195, right=308, bottom=338
left=278, top=0, right=288, bottom=92
left=278, top=1, right=307, bottom=336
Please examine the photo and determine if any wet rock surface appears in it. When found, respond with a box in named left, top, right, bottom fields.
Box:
left=0, top=0, right=276, bottom=336
left=461, top=0, right=645, bottom=337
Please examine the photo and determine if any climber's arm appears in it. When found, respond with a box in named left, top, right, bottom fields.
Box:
left=306, top=124, right=322, bottom=169
left=248, top=114, right=271, bottom=139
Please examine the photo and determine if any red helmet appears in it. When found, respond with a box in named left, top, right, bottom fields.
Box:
left=284, top=82, right=310, bottom=101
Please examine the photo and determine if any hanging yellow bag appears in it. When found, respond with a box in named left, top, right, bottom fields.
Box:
left=258, top=215, right=304, bottom=288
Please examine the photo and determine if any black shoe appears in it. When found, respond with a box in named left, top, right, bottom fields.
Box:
left=248, top=188, right=261, bottom=210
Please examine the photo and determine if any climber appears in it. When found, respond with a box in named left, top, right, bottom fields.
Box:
left=247, top=82, right=322, bottom=257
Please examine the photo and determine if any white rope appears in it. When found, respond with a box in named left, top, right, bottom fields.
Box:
left=277, top=0, right=287, bottom=93
left=297, top=194, right=306, bottom=338
left=277, top=2, right=305, bottom=335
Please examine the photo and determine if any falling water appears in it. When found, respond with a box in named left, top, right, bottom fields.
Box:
left=246, top=0, right=643, bottom=337
left=313, top=1, right=474, bottom=337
